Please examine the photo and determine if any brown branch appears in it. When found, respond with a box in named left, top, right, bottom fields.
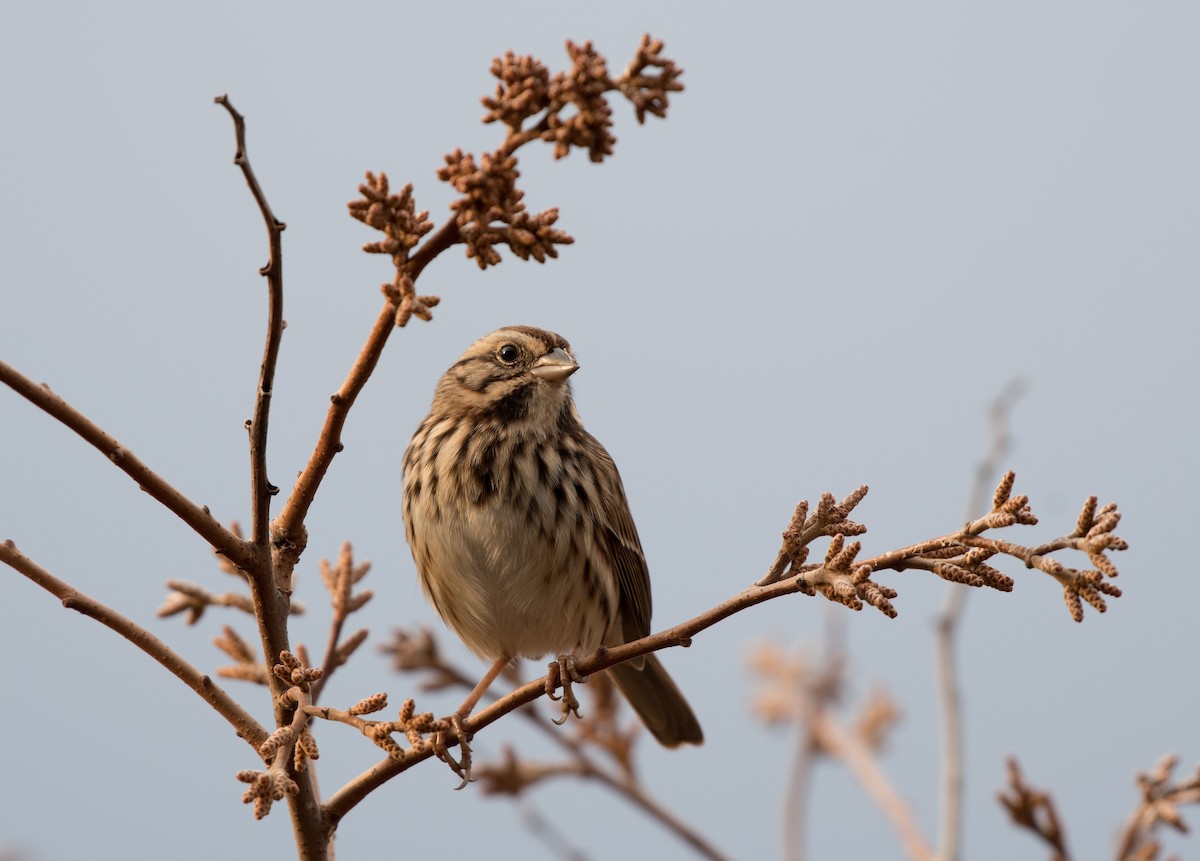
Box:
left=0, top=539, right=267, bottom=748
left=214, top=94, right=286, bottom=562
left=0, top=359, right=253, bottom=568
left=213, top=94, right=326, bottom=861
left=935, top=378, right=1024, bottom=861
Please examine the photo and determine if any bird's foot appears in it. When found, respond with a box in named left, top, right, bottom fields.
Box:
left=546, top=654, right=588, bottom=725
left=433, top=712, right=474, bottom=790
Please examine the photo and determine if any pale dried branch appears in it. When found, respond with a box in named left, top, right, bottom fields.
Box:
left=936, top=378, right=1024, bottom=861
left=750, top=630, right=909, bottom=861
left=813, top=707, right=933, bottom=861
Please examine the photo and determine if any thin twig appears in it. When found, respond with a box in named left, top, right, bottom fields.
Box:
left=0, top=540, right=267, bottom=747
left=309, top=544, right=372, bottom=704
left=214, top=94, right=327, bottom=861
left=213, top=94, right=287, bottom=565
left=934, top=378, right=1024, bottom=861
left=783, top=610, right=846, bottom=861
left=310, top=613, right=348, bottom=707
left=514, top=799, right=589, bottom=861
left=784, top=729, right=817, bottom=861
left=0, top=360, right=252, bottom=568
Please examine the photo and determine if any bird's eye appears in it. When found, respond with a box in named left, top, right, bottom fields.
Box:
left=496, top=344, right=520, bottom=365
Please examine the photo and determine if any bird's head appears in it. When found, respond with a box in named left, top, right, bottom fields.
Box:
left=432, top=326, right=581, bottom=429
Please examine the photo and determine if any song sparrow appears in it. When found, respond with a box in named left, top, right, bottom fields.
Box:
left=402, top=325, right=702, bottom=748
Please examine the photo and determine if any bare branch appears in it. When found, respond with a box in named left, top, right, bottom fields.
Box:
left=214, top=94, right=287, bottom=564
left=750, top=619, right=909, bottom=861
left=0, top=540, right=267, bottom=748
left=0, top=360, right=252, bottom=568
left=812, top=709, right=934, bottom=861
left=936, top=378, right=1024, bottom=861
left=213, top=94, right=325, bottom=861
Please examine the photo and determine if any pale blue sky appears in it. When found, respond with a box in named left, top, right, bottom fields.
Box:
left=2, top=3, right=1197, bottom=859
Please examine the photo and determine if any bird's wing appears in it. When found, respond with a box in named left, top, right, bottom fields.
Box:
left=591, top=442, right=653, bottom=644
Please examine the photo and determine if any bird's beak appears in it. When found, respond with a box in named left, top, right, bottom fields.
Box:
left=530, top=347, right=579, bottom=383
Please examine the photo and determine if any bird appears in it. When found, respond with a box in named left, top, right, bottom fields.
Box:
left=402, top=325, right=702, bottom=761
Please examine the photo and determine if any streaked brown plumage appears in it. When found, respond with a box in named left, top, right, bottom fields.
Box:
left=402, top=326, right=702, bottom=747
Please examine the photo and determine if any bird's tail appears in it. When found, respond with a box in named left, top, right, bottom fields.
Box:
left=609, top=653, right=703, bottom=747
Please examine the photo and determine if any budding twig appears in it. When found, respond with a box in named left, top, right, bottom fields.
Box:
left=309, top=541, right=372, bottom=704
left=214, top=94, right=286, bottom=563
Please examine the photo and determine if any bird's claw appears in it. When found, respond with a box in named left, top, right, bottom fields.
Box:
left=546, top=655, right=587, bottom=726
left=433, top=713, right=474, bottom=790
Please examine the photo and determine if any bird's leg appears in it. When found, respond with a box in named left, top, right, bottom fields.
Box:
left=435, top=656, right=509, bottom=789
left=546, top=653, right=589, bottom=725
